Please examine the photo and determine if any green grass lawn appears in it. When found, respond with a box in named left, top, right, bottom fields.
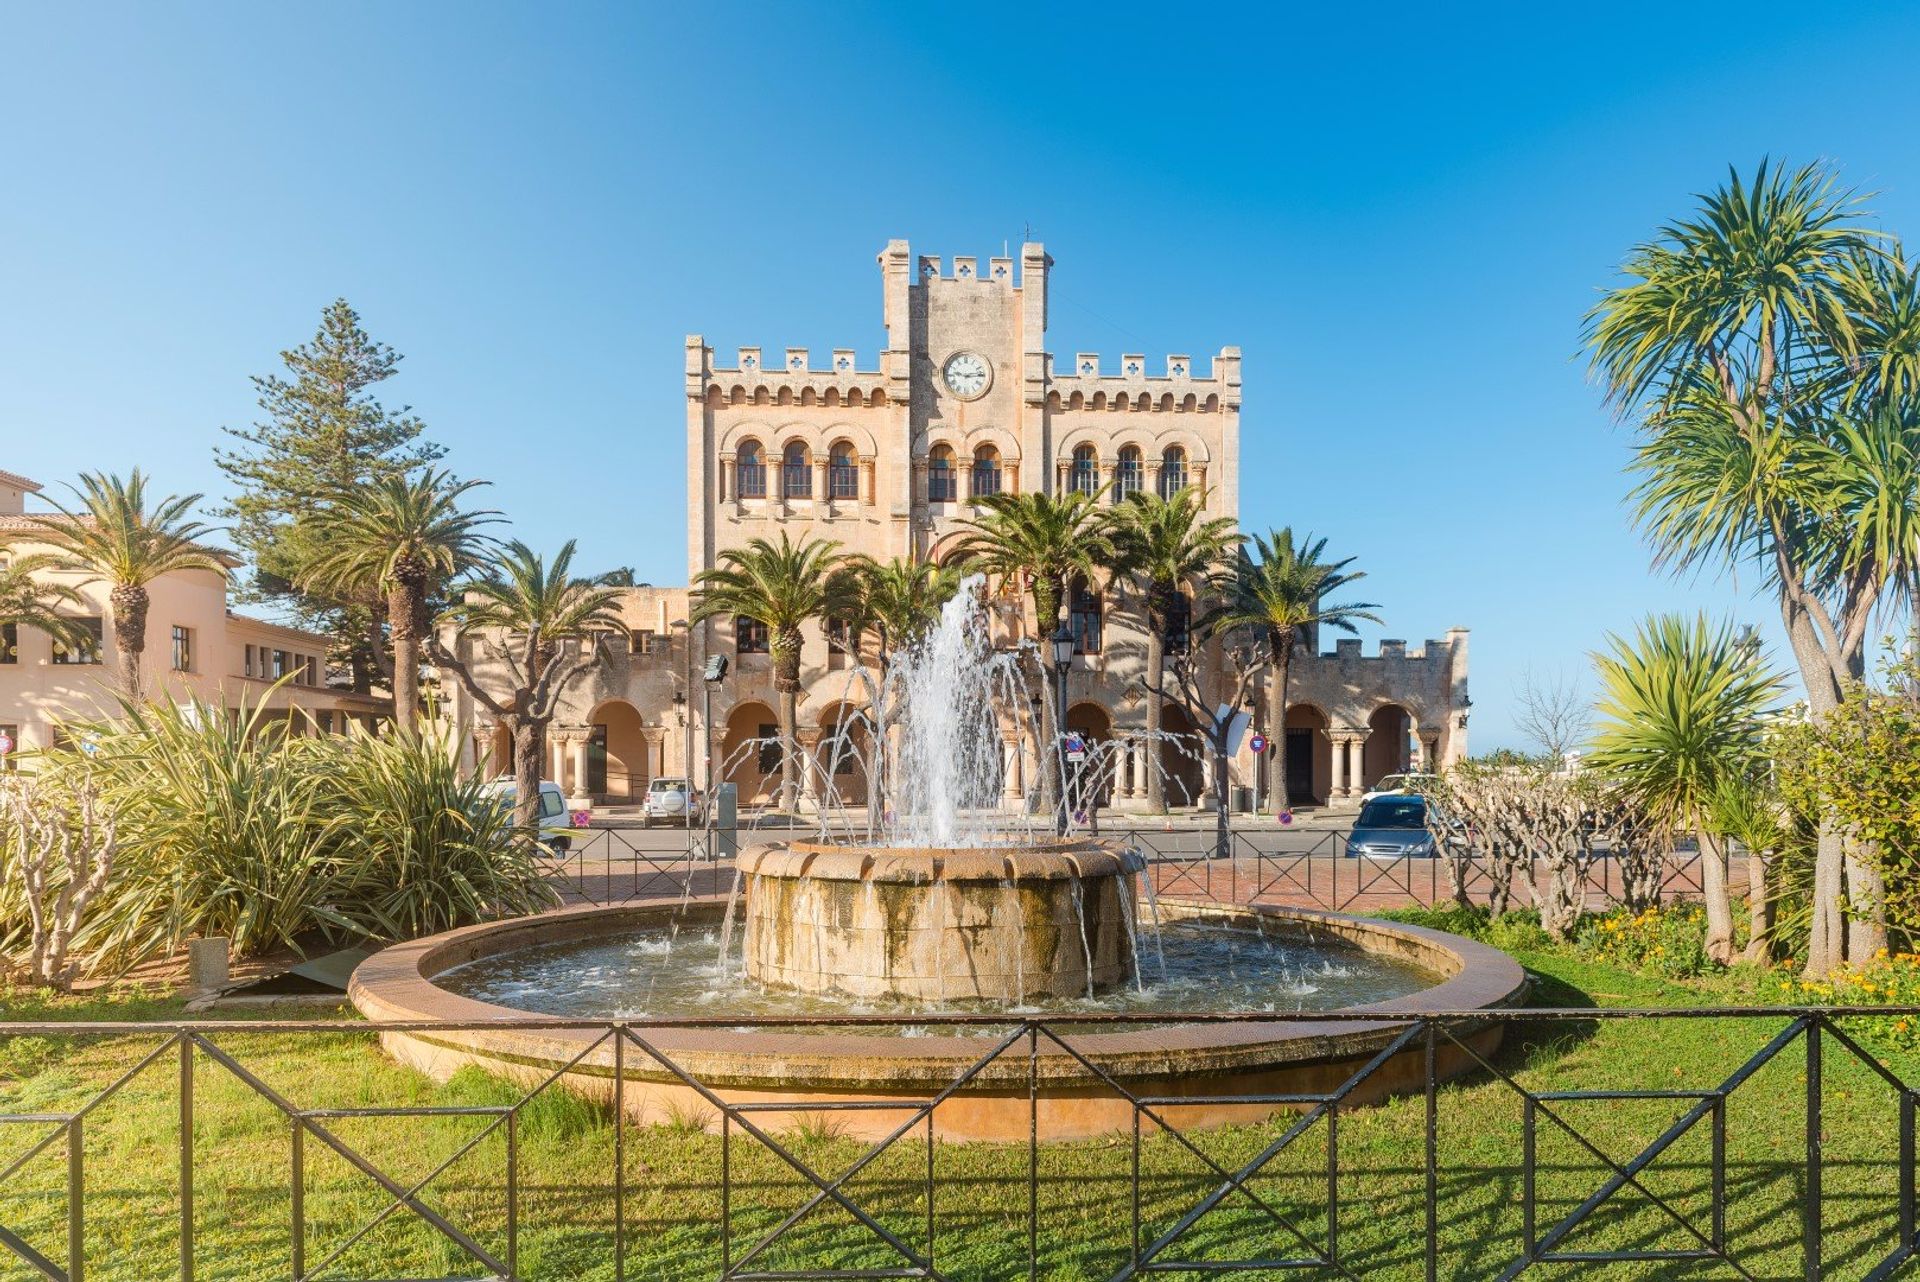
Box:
left=0, top=933, right=1910, bottom=1280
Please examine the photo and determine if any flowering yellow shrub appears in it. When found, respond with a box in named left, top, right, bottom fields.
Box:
left=1778, top=950, right=1920, bottom=1051
left=1577, top=904, right=1712, bottom=977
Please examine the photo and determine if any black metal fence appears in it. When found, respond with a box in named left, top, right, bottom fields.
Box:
left=0, top=1007, right=1911, bottom=1280
left=544, top=826, right=1710, bottom=915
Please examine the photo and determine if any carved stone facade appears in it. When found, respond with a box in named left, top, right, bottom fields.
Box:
left=443, top=240, right=1469, bottom=810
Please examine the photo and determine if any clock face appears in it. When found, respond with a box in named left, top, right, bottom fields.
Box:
left=942, top=351, right=991, bottom=399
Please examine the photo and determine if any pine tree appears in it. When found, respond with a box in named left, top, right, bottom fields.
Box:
left=215, top=299, right=444, bottom=692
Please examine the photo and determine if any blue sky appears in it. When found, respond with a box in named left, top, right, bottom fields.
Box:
left=5, top=1, right=1920, bottom=749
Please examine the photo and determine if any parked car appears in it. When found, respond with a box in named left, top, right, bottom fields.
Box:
left=642, top=777, right=702, bottom=827
left=479, top=777, right=580, bottom=853
left=1345, top=794, right=1437, bottom=859
left=1360, top=771, right=1440, bottom=806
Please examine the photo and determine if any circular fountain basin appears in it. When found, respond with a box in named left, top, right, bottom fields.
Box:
left=349, top=897, right=1527, bottom=1141
left=737, top=839, right=1146, bottom=1001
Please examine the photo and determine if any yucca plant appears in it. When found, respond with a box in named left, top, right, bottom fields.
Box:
left=316, top=718, right=556, bottom=939
left=42, top=695, right=345, bottom=972
left=1587, top=614, right=1782, bottom=965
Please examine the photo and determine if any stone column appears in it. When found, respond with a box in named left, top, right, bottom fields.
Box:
left=569, top=736, right=591, bottom=803
left=1329, top=734, right=1348, bottom=799
left=1002, top=737, right=1024, bottom=802
left=1346, top=735, right=1367, bottom=797
left=796, top=729, right=824, bottom=810
left=1424, top=735, right=1441, bottom=772
left=720, top=458, right=733, bottom=502
left=862, top=456, right=876, bottom=506
left=1006, top=461, right=1020, bottom=495
left=815, top=456, right=830, bottom=504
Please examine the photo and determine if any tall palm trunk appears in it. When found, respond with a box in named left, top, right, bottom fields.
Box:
left=1266, top=626, right=1294, bottom=816
left=1030, top=578, right=1064, bottom=820
left=773, top=624, right=802, bottom=812
left=108, top=583, right=148, bottom=698
left=1697, top=827, right=1736, bottom=965
left=386, top=567, right=426, bottom=732
left=1143, top=588, right=1167, bottom=813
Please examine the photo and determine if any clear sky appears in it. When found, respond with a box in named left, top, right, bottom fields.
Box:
left=6, top=1, right=1920, bottom=750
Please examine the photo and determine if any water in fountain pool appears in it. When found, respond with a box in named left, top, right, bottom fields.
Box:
left=436, top=916, right=1438, bottom=1027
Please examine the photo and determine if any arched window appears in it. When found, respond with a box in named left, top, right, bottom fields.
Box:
left=927, top=445, right=957, bottom=502
left=737, top=440, right=767, bottom=499
left=1069, top=444, right=1098, bottom=496
left=782, top=442, right=811, bottom=499
left=736, top=616, right=769, bottom=654
left=1159, top=446, right=1188, bottom=498
left=829, top=443, right=859, bottom=500
left=971, top=445, right=1001, bottom=498
left=1115, top=446, right=1143, bottom=502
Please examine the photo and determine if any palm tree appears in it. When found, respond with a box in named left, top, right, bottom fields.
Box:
left=434, top=540, right=625, bottom=830
left=30, top=471, right=225, bottom=696
left=299, top=469, right=496, bottom=730
left=1106, top=489, right=1242, bottom=811
left=1218, top=529, right=1379, bottom=816
left=1587, top=614, right=1782, bottom=966
left=840, top=554, right=969, bottom=668
left=689, top=533, right=853, bottom=812
left=951, top=489, right=1116, bottom=812
left=0, top=551, right=86, bottom=660
left=1586, top=159, right=1913, bottom=973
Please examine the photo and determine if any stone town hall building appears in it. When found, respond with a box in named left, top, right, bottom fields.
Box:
left=444, top=240, right=1469, bottom=810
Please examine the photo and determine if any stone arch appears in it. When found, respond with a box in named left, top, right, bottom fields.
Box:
left=846, top=388, right=864, bottom=408
left=823, top=387, right=841, bottom=407
left=1283, top=704, right=1333, bottom=806
left=814, top=701, right=875, bottom=807
left=1068, top=391, right=1085, bottom=410
left=961, top=422, right=1021, bottom=462
left=1158, top=393, right=1175, bottom=411
left=1147, top=424, right=1213, bottom=464
left=1133, top=392, right=1152, bottom=411
left=800, top=387, right=818, bottom=406
left=1202, top=393, right=1219, bottom=412
left=1065, top=701, right=1116, bottom=810
left=720, top=700, right=782, bottom=804
left=1158, top=702, right=1206, bottom=808
left=1047, top=390, right=1063, bottom=411
left=1364, top=704, right=1416, bottom=789
left=776, top=386, right=794, bottom=406
left=1180, top=393, right=1197, bottom=412
left=704, top=385, right=723, bottom=409
left=868, top=386, right=888, bottom=406
left=1091, top=391, right=1108, bottom=411
left=752, top=387, right=771, bottom=406
left=826, top=422, right=880, bottom=457
left=728, top=385, right=748, bottom=405
left=586, top=699, right=651, bottom=802
left=717, top=420, right=777, bottom=454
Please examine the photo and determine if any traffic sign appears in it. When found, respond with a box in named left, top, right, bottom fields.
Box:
left=1064, top=732, right=1087, bottom=763
left=1248, top=732, right=1268, bottom=755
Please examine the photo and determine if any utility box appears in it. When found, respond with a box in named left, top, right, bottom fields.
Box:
left=1231, top=785, right=1254, bottom=814
left=714, top=782, right=738, bottom=859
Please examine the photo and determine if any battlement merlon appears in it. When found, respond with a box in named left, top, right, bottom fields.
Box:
left=1319, top=628, right=1470, bottom=664
left=1049, top=346, right=1241, bottom=388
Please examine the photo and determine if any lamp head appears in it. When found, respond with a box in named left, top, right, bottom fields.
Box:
left=1050, top=623, right=1075, bottom=669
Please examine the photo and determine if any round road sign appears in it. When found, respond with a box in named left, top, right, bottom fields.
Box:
left=1249, top=732, right=1268, bottom=754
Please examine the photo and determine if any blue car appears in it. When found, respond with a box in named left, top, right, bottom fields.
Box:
left=1346, top=794, right=1437, bottom=859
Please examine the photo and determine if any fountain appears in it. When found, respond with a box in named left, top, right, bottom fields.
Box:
left=350, top=578, right=1528, bottom=1139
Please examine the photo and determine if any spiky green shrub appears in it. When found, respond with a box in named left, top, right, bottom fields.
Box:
left=3, top=691, right=553, bottom=977
left=317, top=720, right=555, bottom=939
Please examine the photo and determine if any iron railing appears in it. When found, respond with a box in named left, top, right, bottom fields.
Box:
left=0, top=1008, right=1912, bottom=1280
left=549, top=824, right=1713, bottom=916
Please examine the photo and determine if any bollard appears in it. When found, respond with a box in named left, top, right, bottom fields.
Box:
left=186, top=937, right=229, bottom=995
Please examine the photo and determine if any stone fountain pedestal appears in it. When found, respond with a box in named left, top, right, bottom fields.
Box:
left=734, top=840, right=1147, bottom=1002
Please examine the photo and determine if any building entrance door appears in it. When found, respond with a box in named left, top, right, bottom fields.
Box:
left=1285, top=730, right=1315, bottom=804
left=587, top=725, right=608, bottom=796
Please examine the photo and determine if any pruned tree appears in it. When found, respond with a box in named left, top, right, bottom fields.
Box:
left=0, top=772, right=119, bottom=989
left=1143, top=621, right=1269, bottom=861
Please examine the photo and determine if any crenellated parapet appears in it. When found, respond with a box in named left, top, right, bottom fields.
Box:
left=687, top=335, right=892, bottom=408
left=1045, top=346, right=1241, bottom=412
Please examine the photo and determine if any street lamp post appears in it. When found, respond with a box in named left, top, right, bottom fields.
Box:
left=672, top=618, right=693, bottom=823
left=1051, top=622, right=1075, bottom=836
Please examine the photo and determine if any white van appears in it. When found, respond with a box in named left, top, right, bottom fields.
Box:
left=479, top=777, right=579, bottom=853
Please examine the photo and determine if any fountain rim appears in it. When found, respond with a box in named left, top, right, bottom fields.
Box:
left=735, top=837, right=1146, bottom=883
left=347, top=895, right=1529, bottom=1085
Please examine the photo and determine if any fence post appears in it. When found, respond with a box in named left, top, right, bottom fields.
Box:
left=179, top=1032, right=192, bottom=1282
left=1425, top=1020, right=1438, bottom=1282
left=1805, top=1016, right=1822, bottom=1282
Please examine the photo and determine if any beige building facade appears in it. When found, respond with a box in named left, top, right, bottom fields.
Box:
left=0, top=469, right=384, bottom=760
left=446, top=241, right=1469, bottom=810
